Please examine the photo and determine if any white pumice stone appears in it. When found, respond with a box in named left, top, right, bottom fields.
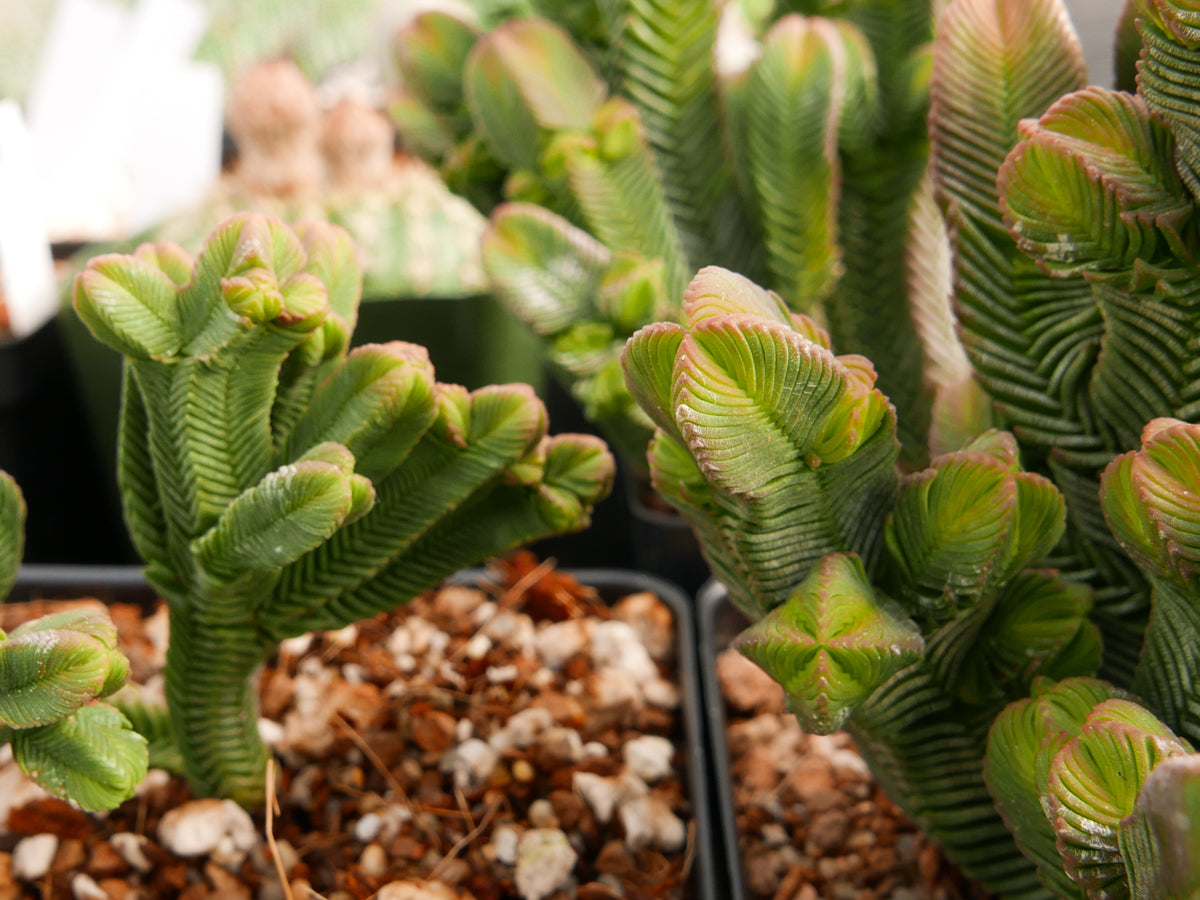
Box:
left=533, top=619, right=592, bottom=669
left=71, top=873, right=108, bottom=900
left=489, top=823, right=521, bottom=866
left=590, top=620, right=658, bottom=682
left=623, top=735, right=676, bottom=783
left=157, top=798, right=258, bottom=863
left=620, top=796, right=687, bottom=852
left=258, top=717, right=286, bottom=747
left=110, top=832, right=154, bottom=872
left=514, top=828, right=578, bottom=900
left=504, top=707, right=554, bottom=749
left=439, top=738, right=499, bottom=790
left=12, top=834, right=58, bottom=881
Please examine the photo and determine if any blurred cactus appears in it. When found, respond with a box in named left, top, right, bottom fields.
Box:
left=73, top=213, right=613, bottom=805
left=156, top=60, right=489, bottom=303
left=392, top=1, right=964, bottom=470
left=0, top=471, right=147, bottom=812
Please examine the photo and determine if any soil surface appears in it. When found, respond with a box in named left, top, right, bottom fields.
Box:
left=715, top=649, right=993, bottom=900
left=0, top=553, right=697, bottom=900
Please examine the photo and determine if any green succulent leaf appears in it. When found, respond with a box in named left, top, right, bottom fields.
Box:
left=985, top=677, right=1130, bottom=900
left=884, top=431, right=1066, bottom=621
left=193, top=447, right=366, bottom=577
left=0, top=470, right=24, bottom=600
left=735, top=552, right=923, bottom=733
left=11, top=703, right=148, bottom=813
left=132, top=241, right=194, bottom=288
left=617, top=0, right=760, bottom=275
left=1047, top=699, right=1190, bottom=897
left=1138, top=0, right=1200, bottom=199
left=930, top=0, right=1087, bottom=229
left=999, top=87, right=1192, bottom=276
left=482, top=202, right=612, bottom=336
left=1120, top=754, right=1200, bottom=899
left=465, top=17, right=606, bottom=172
left=0, top=621, right=129, bottom=729
left=1101, top=417, right=1200, bottom=583
left=623, top=267, right=899, bottom=617
left=284, top=342, right=439, bottom=485
left=737, top=15, right=869, bottom=311
left=73, top=254, right=184, bottom=361
left=953, top=570, right=1099, bottom=707
left=394, top=11, right=480, bottom=112
left=556, top=97, right=690, bottom=300
left=109, top=687, right=184, bottom=774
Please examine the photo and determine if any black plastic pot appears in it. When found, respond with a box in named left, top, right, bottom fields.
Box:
left=13, top=563, right=724, bottom=899
left=696, top=579, right=751, bottom=900
left=0, top=320, right=133, bottom=564
left=533, top=378, right=711, bottom=593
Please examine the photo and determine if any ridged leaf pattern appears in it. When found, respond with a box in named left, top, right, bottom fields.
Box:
left=622, top=266, right=900, bottom=619
left=735, top=553, right=923, bottom=733
left=73, top=214, right=614, bottom=804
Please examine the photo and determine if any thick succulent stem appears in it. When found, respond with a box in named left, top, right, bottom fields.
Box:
left=848, top=668, right=1050, bottom=900
left=1134, top=577, right=1200, bottom=745
left=162, top=585, right=274, bottom=805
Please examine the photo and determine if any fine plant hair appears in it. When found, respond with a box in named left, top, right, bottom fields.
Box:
left=73, top=212, right=613, bottom=805
left=0, top=470, right=147, bottom=811
left=392, top=1, right=960, bottom=471
left=621, top=0, right=1200, bottom=896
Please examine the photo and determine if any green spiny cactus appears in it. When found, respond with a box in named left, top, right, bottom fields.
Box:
left=394, top=1, right=963, bottom=470
left=73, top=213, right=614, bottom=806
left=0, top=471, right=147, bottom=812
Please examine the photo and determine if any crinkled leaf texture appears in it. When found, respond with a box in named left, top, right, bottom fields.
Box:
left=884, top=430, right=1066, bottom=623
left=1101, top=419, right=1200, bottom=745
left=735, top=552, right=923, bottom=733
left=11, top=703, right=148, bottom=813
left=1120, top=754, right=1200, bottom=899
left=73, top=212, right=616, bottom=805
left=999, top=87, right=1192, bottom=277
left=0, top=610, right=130, bottom=729
left=986, top=678, right=1132, bottom=899
left=1048, top=699, right=1190, bottom=897
left=986, top=679, right=1198, bottom=900
left=622, top=266, right=899, bottom=619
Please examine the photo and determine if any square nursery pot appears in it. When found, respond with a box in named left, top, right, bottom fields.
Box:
left=531, top=378, right=711, bottom=594
left=0, top=319, right=132, bottom=564
left=3, top=560, right=721, bottom=900
left=697, top=580, right=990, bottom=900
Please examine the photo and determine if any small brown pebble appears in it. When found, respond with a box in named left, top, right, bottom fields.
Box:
left=735, top=745, right=781, bottom=792
left=412, top=709, right=457, bottom=753
left=594, top=840, right=635, bottom=877
left=97, top=878, right=136, bottom=900
left=918, top=841, right=942, bottom=884
left=577, top=883, right=623, bottom=900
left=52, top=838, right=87, bottom=873
left=548, top=790, right=587, bottom=831
left=805, top=809, right=850, bottom=855
left=782, top=757, right=839, bottom=812
left=85, top=841, right=130, bottom=879
left=716, top=648, right=786, bottom=714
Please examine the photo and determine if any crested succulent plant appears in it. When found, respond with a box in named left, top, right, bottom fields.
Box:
left=392, top=1, right=964, bottom=470
left=0, top=470, right=147, bottom=812
left=72, top=213, right=614, bottom=806
left=619, top=0, right=1200, bottom=895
